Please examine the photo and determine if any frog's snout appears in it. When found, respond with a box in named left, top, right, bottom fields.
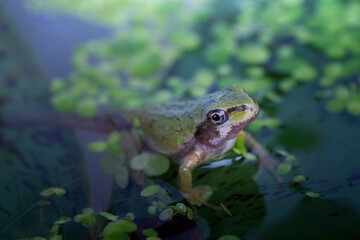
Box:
left=242, top=100, right=260, bottom=122
left=252, top=101, right=260, bottom=117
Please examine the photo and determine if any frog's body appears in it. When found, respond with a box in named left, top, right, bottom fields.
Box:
left=4, top=84, right=263, bottom=206
left=122, top=85, right=260, bottom=206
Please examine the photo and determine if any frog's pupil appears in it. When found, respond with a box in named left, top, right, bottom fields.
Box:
left=212, top=114, right=221, bottom=121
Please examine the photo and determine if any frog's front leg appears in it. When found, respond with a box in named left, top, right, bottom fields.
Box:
left=239, top=130, right=280, bottom=181
left=179, top=147, right=210, bottom=206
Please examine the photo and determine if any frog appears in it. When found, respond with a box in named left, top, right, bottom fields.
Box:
left=4, top=84, right=274, bottom=207
left=120, top=84, right=272, bottom=206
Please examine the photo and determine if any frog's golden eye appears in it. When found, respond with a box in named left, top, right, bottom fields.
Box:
left=207, top=109, right=228, bottom=125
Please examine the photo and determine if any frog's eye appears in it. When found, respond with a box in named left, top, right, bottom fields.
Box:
left=207, top=109, right=228, bottom=125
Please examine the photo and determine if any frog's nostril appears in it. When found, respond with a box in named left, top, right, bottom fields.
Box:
left=227, top=105, right=254, bottom=113
left=240, top=105, right=252, bottom=111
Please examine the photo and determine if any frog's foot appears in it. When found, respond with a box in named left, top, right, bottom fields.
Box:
left=254, top=154, right=282, bottom=183
left=182, top=185, right=219, bottom=209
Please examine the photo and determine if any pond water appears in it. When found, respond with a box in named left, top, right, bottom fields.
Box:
left=1, top=1, right=360, bottom=240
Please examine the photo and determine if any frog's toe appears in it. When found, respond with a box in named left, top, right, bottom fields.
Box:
left=193, top=185, right=214, bottom=200
left=183, top=190, right=206, bottom=206
left=183, top=185, right=216, bottom=207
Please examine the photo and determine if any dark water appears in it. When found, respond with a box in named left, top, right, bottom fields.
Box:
left=1, top=1, right=360, bottom=240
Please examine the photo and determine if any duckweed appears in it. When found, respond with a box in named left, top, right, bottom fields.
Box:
left=103, top=219, right=137, bottom=234
left=293, top=175, right=306, bottom=182
left=98, top=212, right=118, bottom=221
left=142, top=228, right=158, bottom=237
left=158, top=208, right=174, bottom=221
left=130, top=152, right=170, bottom=176
left=306, top=192, right=321, bottom=198
left=140, top=185, right=161, bottom=197
left=40, top=187, right=66, bottom=197
left=217, top=235, right=241, bottom=240
left=276, top=163, right=292, bottom=175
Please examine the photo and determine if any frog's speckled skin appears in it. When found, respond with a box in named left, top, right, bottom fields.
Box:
left=124, top=85, right=258, bottom=158
left=123, top=85, right=259, bottom=206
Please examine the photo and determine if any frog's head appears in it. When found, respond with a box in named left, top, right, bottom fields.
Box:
left=195, top=85, right=259, bottom=146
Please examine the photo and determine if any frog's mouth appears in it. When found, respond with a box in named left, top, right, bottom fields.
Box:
left=221, top=107, right=259, bottom=141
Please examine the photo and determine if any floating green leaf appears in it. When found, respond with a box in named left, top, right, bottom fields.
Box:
left=103, top=219, right=137, bottom=234
left=246, top=67, right=265, bottom=78
left=325, top=63, right=343, bottom=78
left=192, top=69, right=215, bottom=91
left=99, top=212, right=118, bottom=221
left=103, top=231, right=130, bottom=240
left=326, top=86, right=350, bottom=113
left=143, top=228, right=158, bottom=237
left=276, top=163, right=292, bottom=175
left=49, top=235, right=62, bottom=240
left=156, top=201, right=166, bottom=212
left=82, top=207, right=94, bottom=214
left=292, top=64, right=317, bottom=82
left=40, top=187, right=66, bottom=197
left=105, top=142, right=123, bottom=154
left=170, top=31, right=200, bottom=51
left=88, top=141, right=107, bottom=152
left=51, top=93, right=76, bottom=113
left=141, top=185, right=161, bottom=197
left=347, top=94, right=360, bottom=115
left=36, top=200, right=51, bottom=207
left=205, top=43, right=231, bottom=65
left=130, top=152, right=151, bottom=170
left=74, top=213, right=96, bottom=228
left=237, top=44, right=270, bottom=64
left=233, top=137, right=247, bottom=157
left=130, top=152, right=170, bottom=176
left=146, top=237, right=162, bottom=240
left=249, top=117, right=281, bottom=131
left=124, top=213, right=135, bottom=221
left=217, top=65, right=232, bottom=76
left=159, top=208, right=174, bottom=221
left=75, top=98, right=98, bottom=118
left=279, top=78, right=297, bottom=92
left=217, top=235, right=241, bottom=240
left=114, top=166, right=129, bottom=189
left=148, top=206, right=157, bottom=215
left=265, top=92, right=282, bottom=103
left=54, top=216, right=72, bottom=225
left=107, top=131, right=121, bottom=143
left=51, top=79, right=66, bottom=93
left=186, top=207, right=194, bottom=220
left=51, top=224, right=59, bottom=234
left=143, top=154, right=170, bottom=176
left=306, top=192, right=321, bottom=198
left=293, top=175, right=306, bottom=182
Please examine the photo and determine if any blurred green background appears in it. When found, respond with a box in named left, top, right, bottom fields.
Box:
left=36, top=0, right=360, bottom=118
left=0, top=0, right=360, bottom=239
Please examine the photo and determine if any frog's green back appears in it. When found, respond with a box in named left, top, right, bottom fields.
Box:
left=123, top=85, right=254, bottom=155
left=125, top=100, right=201, bottom=155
